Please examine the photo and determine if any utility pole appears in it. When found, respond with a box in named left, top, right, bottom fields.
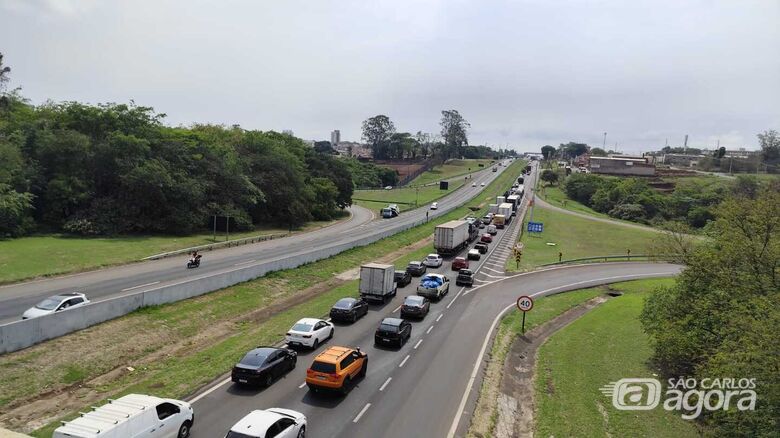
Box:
left=603, top=132, right=607, bottom=149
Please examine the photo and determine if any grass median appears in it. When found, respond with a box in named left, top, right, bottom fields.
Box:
left=505, top=204, right=658, bottom=271
left=0, top=216, right=346, bottom=285
left=5, top=160, right=526, bottom=437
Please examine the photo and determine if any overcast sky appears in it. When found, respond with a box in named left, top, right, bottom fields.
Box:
left=1, top=0, right=778, bottom=152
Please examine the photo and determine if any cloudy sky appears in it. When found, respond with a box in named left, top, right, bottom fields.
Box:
left=1, top=0, right=778, bottom=152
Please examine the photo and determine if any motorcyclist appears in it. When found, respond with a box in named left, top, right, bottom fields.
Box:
left=189, top=251, right=202, bottom=265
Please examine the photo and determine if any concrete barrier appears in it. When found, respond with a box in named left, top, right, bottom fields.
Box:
left=0, top=168, right=511, bottom=354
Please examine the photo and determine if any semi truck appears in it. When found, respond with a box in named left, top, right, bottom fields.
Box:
left=434, top=220, right=470, bottom=255
left=359, top=263, right=397, bottom=303
left=507, top=195, right=520, bottom=214
left=496, top=196, right=505, bottom=205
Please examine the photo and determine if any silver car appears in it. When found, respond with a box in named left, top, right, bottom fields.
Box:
left=22, top=292, right=90, bottom=319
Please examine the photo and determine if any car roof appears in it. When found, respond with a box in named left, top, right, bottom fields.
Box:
left=404, top=295, right=424, bottom=302
left=51, top=292, right=85, bottom=300
left=245, top=347, right=279, bottom=356
left=408, top=261, right=422, bottom=265
left=335, top=297, right=357, bottom=304
left=295, top=317, right=323, bottom=325
left=468, top=248, right=479, bottom=252
left=459, top=269, right=473, bottom=274
left=313, top=346, right=355, bottom=364
left=454, top=256, right=466, bottom=260
left=426, top=253, right=440, bottom=257
left=230, top=409, right=284, bottom=436
left=381, top=317, right=404, bottom=326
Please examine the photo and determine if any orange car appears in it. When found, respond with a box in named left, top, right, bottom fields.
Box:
left=306, top=346, right=368, bottom=394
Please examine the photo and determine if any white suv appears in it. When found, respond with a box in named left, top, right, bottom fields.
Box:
left=22, top=292, right=90, bottom=319
left=423, top=253, right=443, bottom=268
left=225, top=408, right=306, bottom=438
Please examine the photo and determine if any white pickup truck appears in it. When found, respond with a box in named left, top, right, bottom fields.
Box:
left=416, top=274, right=450, bottom=301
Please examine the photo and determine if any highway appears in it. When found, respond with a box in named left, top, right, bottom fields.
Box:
left=0, top=162, right=512, bottom=323
left=187, top=254, right=680, bottom=438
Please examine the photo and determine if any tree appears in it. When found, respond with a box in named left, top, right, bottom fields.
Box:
left=560, top=142, right=588, bottom=158
left=541, top=145, right=556, bottom=160
left=540, top=169, right=559, bottom=186
left=757, top=129, right=779, bottom=165
left=361, top=115, right=395, bottom=159
left=0, top=52, right=12, bottom=109
left=313, top=141, right=334, bottom=154
left=590, top=147, right=607, bottom=156
left=714, top=146, right=726, bottom=158
left=440, top=110, right=470, bottom=159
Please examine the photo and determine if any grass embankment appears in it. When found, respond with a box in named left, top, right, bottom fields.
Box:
left=537, top=184, right=610, bottom=218
left=535, top=279, right=701, bottom=437
left=408, top=158, right=493, bottom=186
left=468, top=287, right=610, bottom=437
left=9, top=160, right=526, bottom=437
left=0, top=216, right=346, bottom=285
left=505, top=205, right=657, bottom=271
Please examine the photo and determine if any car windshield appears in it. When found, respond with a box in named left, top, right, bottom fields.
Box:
left=239, top=351, right=270, bottom=367
left=310, top=361, right=337, bottom=373
left=333, top=299, right=354, bottom=309
left=394, top=272, right=405, bottom=278
left=379, top=323, right=399, bottom=333
left=404, top=296, right=424, bottom=306
left=459, top=270, right=473, bottom=276
left=408, top=262, right=420, bottom=267
left=291, top=323, right=313, bottom=332
left=226, top=432, right=255, bottom=438
left=426, top=255, right=438, bottom=260
left=35, top=298, right=61, bottom=310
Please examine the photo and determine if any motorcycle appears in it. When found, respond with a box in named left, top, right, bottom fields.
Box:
left=187, top=254, right=202, bottom=269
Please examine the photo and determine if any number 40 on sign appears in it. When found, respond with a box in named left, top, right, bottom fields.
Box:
left=516, top=295, right=534, bottom=334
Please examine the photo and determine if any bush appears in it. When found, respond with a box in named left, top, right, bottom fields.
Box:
left=563, top=173, right=602, bottom=204
left=608, top=203, right=646, bottom=221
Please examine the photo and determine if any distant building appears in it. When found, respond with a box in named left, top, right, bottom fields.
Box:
left=589, top=156, right=656, bottom=176
left=333, top=141, right=371, bottom=159
left=331, top=130, right=341, bottom=147
left=282, top=129, right=294, bottom=136
left=662, top=153, right=706, bottom=167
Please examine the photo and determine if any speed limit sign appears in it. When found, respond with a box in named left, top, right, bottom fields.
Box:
left=516, top=295, right=534, bottom=312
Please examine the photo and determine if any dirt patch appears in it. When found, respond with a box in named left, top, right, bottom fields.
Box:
left=496, top=295, right=610, bottom=437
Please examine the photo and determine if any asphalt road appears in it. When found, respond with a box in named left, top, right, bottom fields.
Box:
left=0, top=161, right=512, bottom=323
left=187, top=254, right=680, bottom=438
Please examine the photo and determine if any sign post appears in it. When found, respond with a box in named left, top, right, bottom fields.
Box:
left=516, top=295, right=534, bottom=334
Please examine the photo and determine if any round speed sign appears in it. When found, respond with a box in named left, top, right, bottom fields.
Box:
left=516, top=295, right=534, bottom=312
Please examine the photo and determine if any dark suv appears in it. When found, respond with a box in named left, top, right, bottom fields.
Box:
left=374, top=318, right=412, bottom=348
left=455, top=269, right=474, bottom=287
left=406, top=261, right=427, bottom=277
left=394, top=270, right=412, bottom=287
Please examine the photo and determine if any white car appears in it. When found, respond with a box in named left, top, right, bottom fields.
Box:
left=225, top=408, right=306, bottom=438
left=423, top=253, right=443, bottom=268
left=285, top=318, right=334, bottom=349
left=384, top=185, right=393, bottom=190
left=430, top=202, right=438, bottom=210
left=480, top=182, right=486, bottom=187
left=471, top=182, right=476, bottom=187
left=22, top=292, right=90, bottom=319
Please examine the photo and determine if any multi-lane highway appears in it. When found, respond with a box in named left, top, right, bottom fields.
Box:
left=188, top=254, right=680, bottom=438
left=0, top=162, right=512, bottom=323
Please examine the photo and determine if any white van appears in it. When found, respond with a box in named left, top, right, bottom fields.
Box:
left=53, top=394, right=194, bottom=438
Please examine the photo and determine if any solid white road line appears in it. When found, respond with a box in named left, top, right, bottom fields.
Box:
left=298, top=381, right=307, bottom=389
left=121, top=281, right=159, bottom=292
left=427, top=325, right=434, bottom=334
left=380, top=377, right=392, bottom=391
left=446, top=289, right=463, bottom=309
left=233, top=259, right=257, bottom=266
left=399, top=354, right=411, bottom=368
left=353, top=403, right=372, bottom=423
left=436, top=314, right=443, bottom=322
left=393, top=305, right=402, bottom=313
left=414, top=339, right=423, bottom=349
left=189, top=377, right=232, bottom=404
left=447, top=270, right=678, bottom=438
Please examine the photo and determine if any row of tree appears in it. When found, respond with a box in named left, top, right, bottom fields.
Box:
left=360, top=110, right=480, bottom=161
left=0, top=92, right=360, bottom=236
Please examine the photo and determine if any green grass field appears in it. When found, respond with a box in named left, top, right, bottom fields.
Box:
left=535, top=278, right=701, bottom=437
left=20, top=159, right=527, bottom=437
left=0, top=218, right=344, bottom=284
left=506, top=205, right=657, bottom=271
left=353, top=177, right=467, bottom=211
left=408, top=159, right=493, bottom=186
left=537, top=185, right=611, bottom=218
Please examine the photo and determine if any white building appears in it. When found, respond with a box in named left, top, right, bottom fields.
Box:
left=331, top=130, right=341, bottom=147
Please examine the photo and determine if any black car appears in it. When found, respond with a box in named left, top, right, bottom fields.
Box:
left=394, top=270, right=412, bottom=287
left=231, top=346, right=297, bottom=387
left=374, top=317, right=412, bottom=348
left=329, top=297, right=369, bottom=323
left=400, top=295, right=430, bottom=319
left=456, top=269, right=474, bottom=287
left=474, top=242, right=489, bottom=254
left=406, top=261, right=427, bottom=277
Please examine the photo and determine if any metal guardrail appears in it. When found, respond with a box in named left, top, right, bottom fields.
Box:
left=540, top=254, right=679, bottom=266
left=143, top=232, right=289, bottom=260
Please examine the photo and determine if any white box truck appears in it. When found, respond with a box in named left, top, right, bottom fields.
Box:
left=498, top=202, right=514, bottom=224
left=53, top=394, right=194, bottom=438
left=434, top=220, right=470, bottom=255
left=360, top=263, right=397, bottom=303
left=488, top=203, right=499, bottom=214
left=496, top=196, right=505, bottom=205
